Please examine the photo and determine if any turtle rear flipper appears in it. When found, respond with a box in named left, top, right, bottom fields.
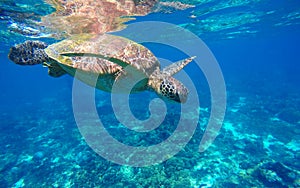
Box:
left=43, top=62, right=67, bottom=77
left=8, top=40, right=49, bottom=65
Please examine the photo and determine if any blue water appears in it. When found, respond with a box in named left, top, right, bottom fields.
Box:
left=1, top=0, right=300, bottom=187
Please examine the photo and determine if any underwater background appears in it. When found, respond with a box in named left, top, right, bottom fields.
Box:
left=0, top=0, right=300, bottom=187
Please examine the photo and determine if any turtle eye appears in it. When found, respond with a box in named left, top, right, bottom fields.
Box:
left=159, top=78, right=188, bottom=103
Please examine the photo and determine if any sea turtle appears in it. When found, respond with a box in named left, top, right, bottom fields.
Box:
left=8, top=34, right=194, bottom=103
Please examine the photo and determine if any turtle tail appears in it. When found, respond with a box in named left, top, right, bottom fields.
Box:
left=8, top=40, right=49, bottom=65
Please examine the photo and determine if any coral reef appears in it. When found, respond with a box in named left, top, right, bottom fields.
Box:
left=0, top=87, right=299, bottom=187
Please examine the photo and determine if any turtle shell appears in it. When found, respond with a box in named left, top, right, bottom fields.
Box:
left=45, top=34, right=160, bottom=92
left=45, top=34, right=160, bottom=77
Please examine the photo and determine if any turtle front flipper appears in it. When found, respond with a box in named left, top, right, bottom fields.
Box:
left=162, top=56, right=196, bottom=76
left=61, top=52, right=135, bottom=70
left=8, top=40, right=49, bottom=65
left=61, top=52, right=147, bottom=79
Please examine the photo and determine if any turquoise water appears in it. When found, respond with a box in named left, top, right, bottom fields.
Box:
left=1, top=0, right=300, bottom=187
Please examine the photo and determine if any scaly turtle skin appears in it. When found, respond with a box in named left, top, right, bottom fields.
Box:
left=8, top=34, right=195, bottom=103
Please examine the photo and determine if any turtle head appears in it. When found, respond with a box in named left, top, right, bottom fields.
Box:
left=8, top=40, right=49, bottom=65
left=156, top=76, right=188, bottom=103
left=148, top=56, right=195, bottom=103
